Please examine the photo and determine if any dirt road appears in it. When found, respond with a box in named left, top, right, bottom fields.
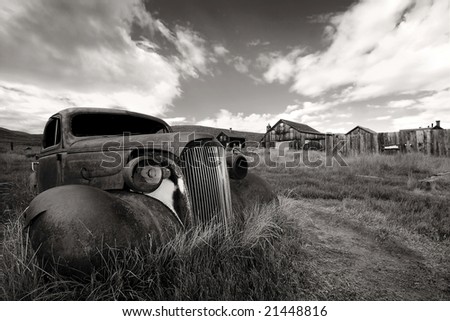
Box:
left=295, top=199, right=450, bottom=300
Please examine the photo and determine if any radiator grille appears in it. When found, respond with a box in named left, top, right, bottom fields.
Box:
left=180, top=145, right=232, bottom=228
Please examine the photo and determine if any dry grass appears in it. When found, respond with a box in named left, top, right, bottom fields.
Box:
left=254, top=152, right=450, bottom=241
left=1, top=150, right=450, bottom=300
left=1, top=197, right=314, bottom=300
left=0, top=152, right=36, bottom=223
left=0, top=150, right=312, bottom=300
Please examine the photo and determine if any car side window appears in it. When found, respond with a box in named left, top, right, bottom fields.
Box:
left=42, top=117, right=61, bottom=148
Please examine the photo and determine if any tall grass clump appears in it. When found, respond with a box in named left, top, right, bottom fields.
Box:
left=0, top=152, right=36, bottom=223
left=1, top=197, right=313, bottom=300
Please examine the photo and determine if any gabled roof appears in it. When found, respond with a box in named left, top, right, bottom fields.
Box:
left=346, top=126, right=377, bottom=135
left=274, top=119, right=322, bottom=134
left=217, top=130, right=245, bottom=139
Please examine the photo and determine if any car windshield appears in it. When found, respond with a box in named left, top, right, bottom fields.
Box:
left=71, top=113, right=170, bottom=137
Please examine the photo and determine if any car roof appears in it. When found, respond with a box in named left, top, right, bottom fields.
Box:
left=53, top=107, right=171, bottom=128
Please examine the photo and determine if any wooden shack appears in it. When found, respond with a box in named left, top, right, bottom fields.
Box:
left=217, top=129, right=246, bottom=148
left=397, top=127, right=447, bottom=156
left=345, top=126, right=378, bottom=155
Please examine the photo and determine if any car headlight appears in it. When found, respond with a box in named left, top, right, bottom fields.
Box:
left=226, top=152, right=248, bottom=180
left=123, top=156, right=170, bottom=193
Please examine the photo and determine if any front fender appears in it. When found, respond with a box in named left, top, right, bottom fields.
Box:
left=229, top=172, right=277, bottom=209
left=24, top=185, right=181, bottom=276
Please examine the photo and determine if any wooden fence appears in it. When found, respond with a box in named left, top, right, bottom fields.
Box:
left=326, top=129, right=450, bottom=157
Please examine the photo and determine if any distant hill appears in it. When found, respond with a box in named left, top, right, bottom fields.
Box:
left=172, top=125, right=265, bottom=143
left=0, top=127, right=42, bottom=146
left=0, top=124, right=265, bottom=148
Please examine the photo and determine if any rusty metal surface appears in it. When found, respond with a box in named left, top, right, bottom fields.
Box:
left=53, top=107, right=171, bottom=147
left=26, top=108, right=278, bottom=276
left=229, top=172, right=277, bottom=210
left=57, top=108, right=215, bottom=155
left=25, top=185, right=183, bottom=275
left=36, top=108, right=221, bottom=192
left=67, top=132, right=215, bottom=156
left=226, top=152, right=248, bottom=180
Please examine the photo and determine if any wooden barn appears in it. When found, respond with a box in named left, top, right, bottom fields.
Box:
left=217, top=129, right=246, bottom=148
left=262, top=119, right=325, bottom=149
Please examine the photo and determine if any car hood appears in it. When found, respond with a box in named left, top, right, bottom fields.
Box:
left=67, top=132, right=217, bottom=157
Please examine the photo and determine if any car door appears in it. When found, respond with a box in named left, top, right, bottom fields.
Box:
left=37, top=116, right=63, bottom=192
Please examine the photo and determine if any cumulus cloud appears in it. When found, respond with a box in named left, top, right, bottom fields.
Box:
left=262, top=0, right=450, bottom=101
left=170, top=26, right=214, bottom=78
left=261, top=48, right=304, bottom=84
left=391, top=90, right=450, bottom=129
left=0, top=0, right=217, bottom=132
left=197, top=109, right=273, bottom=132
left=0, top=0, right=179, bottom=93
left=0, top=81, right=175, bottom=133
left=213, top=44, right=230, bottom=57
left=196, top=100, right=336, bottom=133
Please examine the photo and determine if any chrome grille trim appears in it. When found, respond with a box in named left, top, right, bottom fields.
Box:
left=180, top=144, right=232, bottom=228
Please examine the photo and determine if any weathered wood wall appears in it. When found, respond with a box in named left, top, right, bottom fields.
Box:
left=263, top=122, right=325, bottom=148
left=331, top=129, right=450, bottom=157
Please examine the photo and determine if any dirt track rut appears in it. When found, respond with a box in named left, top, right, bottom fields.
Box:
left=296, top=199, right=450, bottom=300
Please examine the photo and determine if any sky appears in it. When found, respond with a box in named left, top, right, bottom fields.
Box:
left=0, top=0, right=449, bottom=134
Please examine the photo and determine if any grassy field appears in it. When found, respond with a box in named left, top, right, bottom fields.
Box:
left=1, top=149, right=450, bottom=300
left=252, top=151, right=450, bottom=241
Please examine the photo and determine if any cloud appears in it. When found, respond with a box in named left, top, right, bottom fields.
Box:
left=197, top=109, right=272, bottom=132
left=177, top=89, right=448, bottom=134
left=247, top=39, right=270, bottom=47
left=0, top=0, right=217, bottom=132
left=196, top=100, right=336, bottom=133
left=165, top=117, right=188, bottom=125
left=232, top=56, right=251, bottom=74
left=261, top=48, right=304, bottom=84
left=285, top=104, right=299, bottom=112
left=386, top=99, right=416, bottom=108
left=307, top=13, right=336, bottom=24
left=336, top=113, right=352, bottom=118
left=171, top=26, right=214, bottom=78
left=0, top=0, right=178, bottom=93
left=215, top=48, right=252, bottom=75
left=262, top=0, right=450, bottom=101
left=213, top=44, right=229, bottom=57
left=374, top=115, right=391, bottom=121
left=0, top=81, right=175, bottom=133
left=391, top=89, right=450, bottom=129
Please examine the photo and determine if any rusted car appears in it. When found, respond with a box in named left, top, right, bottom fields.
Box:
left=24, top=108, right=274, bottom=275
